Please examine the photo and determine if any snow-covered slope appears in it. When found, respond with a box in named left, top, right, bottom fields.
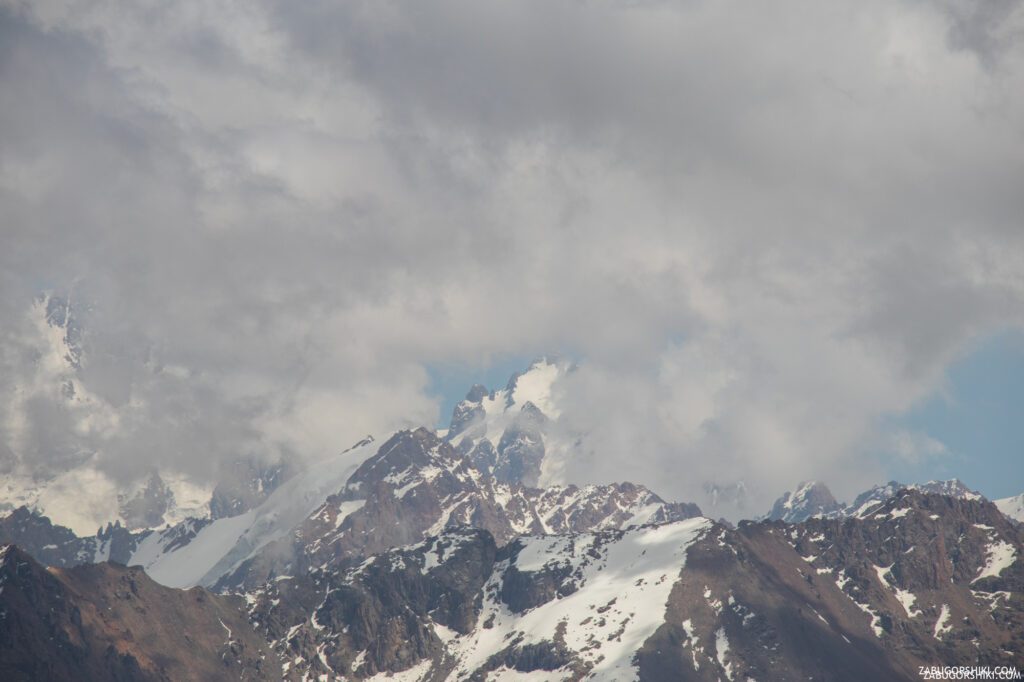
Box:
left=995, top=492, right=1024, bottom=523
left=128, top=437, right=377, bottom=588
left=447, top=518, right=712, bottom=680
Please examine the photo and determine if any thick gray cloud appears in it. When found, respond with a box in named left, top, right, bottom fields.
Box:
left=1, top=0, right=1022, bottom=517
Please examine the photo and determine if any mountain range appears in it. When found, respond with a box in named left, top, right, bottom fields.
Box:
left=1, top=344, right=1022, bottom=680
left=3, top=478, right=1021, bottom=680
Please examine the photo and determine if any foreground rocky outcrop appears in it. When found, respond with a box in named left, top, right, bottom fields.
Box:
left=0, top=545, right=281, bottom=681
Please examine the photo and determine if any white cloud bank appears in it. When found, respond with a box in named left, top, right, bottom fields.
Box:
left=1, top=0, right=1023, bottom=517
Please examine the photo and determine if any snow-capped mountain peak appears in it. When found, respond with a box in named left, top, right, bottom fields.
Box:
left=765, top=481, right=842, bottom=523
left=445, top=356, right=567, bottom=445
left=443, top=357, right=570, bottom=488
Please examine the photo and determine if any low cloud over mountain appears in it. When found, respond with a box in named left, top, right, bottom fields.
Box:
left=2, top=0, right=1024, bottom=518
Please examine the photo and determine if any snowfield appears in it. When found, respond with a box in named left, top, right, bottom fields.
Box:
left=129, top=438, right=376, bottom=587
left=995, top=492, right=1024, bottom=523
left=973, top=540, right=1017, bottom=583
left=446, top=517, right=712, bottom=681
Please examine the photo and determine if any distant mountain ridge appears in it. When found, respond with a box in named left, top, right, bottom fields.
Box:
left=4, top=485, right=1021, bottom=680
left=765, top=478, right=993, bottom=524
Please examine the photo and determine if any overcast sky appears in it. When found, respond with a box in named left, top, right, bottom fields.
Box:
left=1, top=0, right=1023, bottom=517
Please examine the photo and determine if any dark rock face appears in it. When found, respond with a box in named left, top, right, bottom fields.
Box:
left=209, top=457, right=295, bottom=520
left=0, top=506, right=92, bottom=566
left=43, top=293, right=83, bottom=370
left=118, top=473, right=176, bottom=530
left=0, top=545, right=281, bottom=681
left=245, top=527, right=498, bottom=680
left=464, top=383, right=489, bottom=404
left=784, top=489, right=1024, bottom=658
left=493, top=401, right=547, bottom=487
left=643, top=523, right=910, bottom=681
left=447, top=385, right=488, bottom=441
left=460, top=437, right=497, bottom=473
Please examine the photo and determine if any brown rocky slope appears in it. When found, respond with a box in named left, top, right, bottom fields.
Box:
left=0, top=544, right=281, bottom=681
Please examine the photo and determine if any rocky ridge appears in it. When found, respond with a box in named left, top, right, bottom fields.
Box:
left=216, top=427, right=700, bottom=592
left=0, top=544, right=281, bottom=681
left=238, top=490, right=1022, bottom=681
left=766, top=478, right=993, bottom=524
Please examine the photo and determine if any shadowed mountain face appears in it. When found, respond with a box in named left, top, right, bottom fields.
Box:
left=0, top=545, right=281, bottom=682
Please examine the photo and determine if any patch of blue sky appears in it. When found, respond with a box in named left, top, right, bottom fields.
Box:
left=885, top=328, right=1024, bottom=500
left=426, top=353, right=536, bottom=429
